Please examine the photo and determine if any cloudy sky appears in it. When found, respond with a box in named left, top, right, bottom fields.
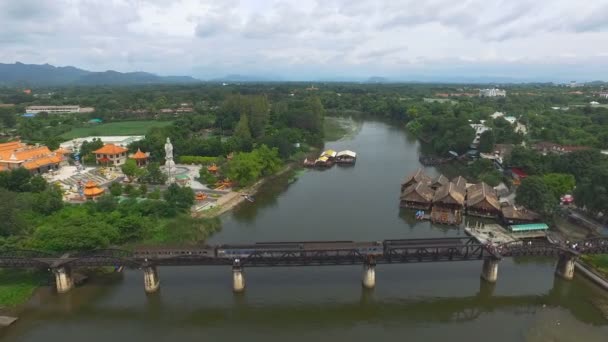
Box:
left=2, top=0, right=608, bottom=81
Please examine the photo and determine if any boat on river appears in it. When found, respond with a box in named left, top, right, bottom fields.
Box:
left=242, top=195, right=255, bottom=202
left=336, top=150, right=357, bottom=165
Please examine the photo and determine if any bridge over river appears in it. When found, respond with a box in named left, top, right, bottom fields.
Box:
left=1, top=237, right=607, bottom=293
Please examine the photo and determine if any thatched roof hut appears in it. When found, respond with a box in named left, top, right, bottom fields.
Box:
left=501, top=205, right=541, bottom=224
left=451, top=176, right=467, bottom=190
left=431, top=174, right=449, bottom=190
left=401, top=168, right=432, bottom=192
left=433, top=182, right=465, bottom=208
left=400, top=182, right=434, bottom=208
left=466, top=182, right=500, bottom=217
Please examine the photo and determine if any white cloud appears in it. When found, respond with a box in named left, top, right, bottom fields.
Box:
left=0, top=0, right=607, bottom=80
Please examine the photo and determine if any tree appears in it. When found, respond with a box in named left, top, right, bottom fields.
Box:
left=0, top=108, right=17, bottom=128
left=542, top=173, right=576, bottom=199
left=516, top=176, right=557, bottom=215
left=252, top=145, right=283, bottom=176
left=95, top=194, right=118, bottom=212
left=109, top=182, right=123, bottom=196
left=121, top=159, right=143, bottom=181
left=163, top=184, right=194, bottom=211
left=29, top=208, right=119, bottom=251
left=139, top=184, right=148, bottom=195
left=477, top=130, right=495, bottom=153
left=574, top=164, right=608, bottom=215
left=140, top=162, right=168, bottom=185
left=44, top=137, right=61, bottom=151
left=479, top=171, right=502, bottom=187
left=29, top=175, right=48, bottom=193
left=234, top=114, right=253, bottom=151
left=3, top=168, right=32, bottom=192
left=199, top=168, right=218, bottom=185
left=32, top=186, right=63, bottom=215
left=0, top=189, right=26, bottom=236
left=226, top=151, right=263, bottom=186
left=248, top=95, right=269, bottom=138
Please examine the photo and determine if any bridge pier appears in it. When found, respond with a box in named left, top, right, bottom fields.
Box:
left=480, top=258, right=499, bottom=283
left=143, top=266, right=160, bottom=293
left=555, top=253, right=576, bottom=280
left=53, top=266, right=74, bottom=293
left=232, top=260, right=245, bottom=293
left=362, top=259, right=376, bottom=289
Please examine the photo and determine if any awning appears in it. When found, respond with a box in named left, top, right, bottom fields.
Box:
left=337, top=150, right=357, bottom=158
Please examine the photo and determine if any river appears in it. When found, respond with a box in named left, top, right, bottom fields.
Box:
left=3, top=120, right=608, bottom=341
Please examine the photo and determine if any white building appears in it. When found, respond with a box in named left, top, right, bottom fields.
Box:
left=599, top=93, right=608, bottom=99
left=590, top=101, right=600, bottom=105
left=60, top=135, right=145, bottom=153
left=479, top=88, right=506, bottom=97
left=25, top=105, right=94, bottom=114
left=490, top=111, right=505, bottom=119
left=470, top=123, right=491, bottom=146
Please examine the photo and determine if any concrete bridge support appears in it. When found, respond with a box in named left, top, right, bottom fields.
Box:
left=362, top=262, right=376, bottom=289
left=555, top=254, right=576, bottom=280
left=143, top=266, right=160, bottom=293
left=232, top=262, right=245, bottom=293
left=480, top=258, right=499, bottom=283
left=53, top=266, right=74, bottom=293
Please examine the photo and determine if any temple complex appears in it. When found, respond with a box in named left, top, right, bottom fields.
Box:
left=0, top=140, right=63, bottom=174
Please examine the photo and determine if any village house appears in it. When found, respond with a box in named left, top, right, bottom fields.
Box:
left=430, top=174, right=449, bottom=190
left=452, top=176, right=467, bottom=190
left=431, top=182, right=466, bottom=225
left=466, top=182, right=501, bottom=218
left=401, top=168, right=432, bottom=192
left=93, top=144, right=128, bottom=166
left=400, top=182, right=434, bottom=209
left=501, top=205, right=541, bottom=225
left=0, top=140, right=63, bottom=174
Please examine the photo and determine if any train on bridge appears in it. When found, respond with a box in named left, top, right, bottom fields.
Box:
left=1, top=237, right=606, bottom=295
left=132, top=238, right=477, bottom=260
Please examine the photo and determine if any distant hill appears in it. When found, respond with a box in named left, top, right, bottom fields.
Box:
left=210, top=74, right=281, bottom=83
left=0, top=62, right=200, bottom=86
left=366, top=76, right=390, bottom=83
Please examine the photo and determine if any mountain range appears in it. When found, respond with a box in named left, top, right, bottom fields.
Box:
left=1, top=62, right=603, bottom=86
left=0, top=62, right=200, bottom=86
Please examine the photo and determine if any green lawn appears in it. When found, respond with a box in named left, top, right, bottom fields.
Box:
left=0, top=270, right=46, bottom=307
left=60, top=121, right=173, bottom=139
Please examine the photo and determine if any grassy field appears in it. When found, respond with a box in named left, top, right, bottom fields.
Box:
left=582, top=255, right=608, bottom=277
left=60, top=120, right=172, bottom=139
left=0, top=270, right=46, bottom=308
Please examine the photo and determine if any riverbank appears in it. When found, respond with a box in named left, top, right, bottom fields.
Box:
left=0, top=270, right=46, bottom=310
left=195, top=163, right=297, bottom=219
left=574, top=256, right=608, bottom=291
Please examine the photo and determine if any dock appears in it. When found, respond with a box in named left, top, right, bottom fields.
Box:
left=465, top=222, right=517, bottom=245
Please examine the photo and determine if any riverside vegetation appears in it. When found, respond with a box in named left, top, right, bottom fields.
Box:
left=1, top=83, right=608, bottom=304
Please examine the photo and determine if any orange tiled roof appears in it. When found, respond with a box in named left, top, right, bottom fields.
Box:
left=93, top=144, right=128, bottom=155
left=1, top=146, right=54, bottom=162
left=0, top=141, right=25, bottom=152
left=131, top=148, right=147, bottom=159
left=22, top=155, right=62, bottom=170
left=85, top=180, right=98, bottom=188
left=83, top=186, right=104, bottom=197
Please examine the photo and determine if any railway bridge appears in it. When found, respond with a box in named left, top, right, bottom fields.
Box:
left=0, top=237, right=606, bottom=294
